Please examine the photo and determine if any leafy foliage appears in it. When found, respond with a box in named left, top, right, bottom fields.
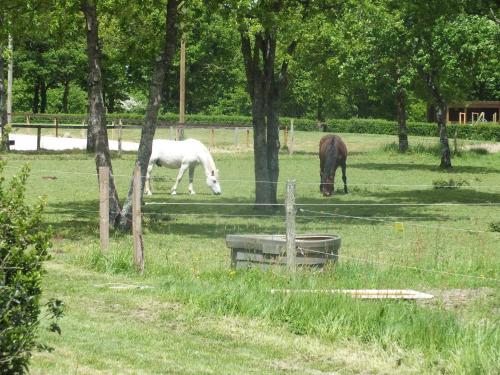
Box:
left=0, top=163, right=63, bottom=374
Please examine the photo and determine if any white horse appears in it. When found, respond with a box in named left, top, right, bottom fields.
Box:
left=145, top=139, right=222, bottom=196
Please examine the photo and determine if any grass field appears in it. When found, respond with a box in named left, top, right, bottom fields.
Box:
left=2, top=131, right=499, bottom=374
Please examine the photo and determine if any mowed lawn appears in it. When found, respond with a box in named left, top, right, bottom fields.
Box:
left=2, top=131, right=499, bottom=374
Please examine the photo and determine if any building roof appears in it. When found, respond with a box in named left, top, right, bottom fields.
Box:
left=448, top=101, right=500, bottom=109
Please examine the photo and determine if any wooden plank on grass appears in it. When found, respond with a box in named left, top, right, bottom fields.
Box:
left=270, top=289, right=434, bottom=300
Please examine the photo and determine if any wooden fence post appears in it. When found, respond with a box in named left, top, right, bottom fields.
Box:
left=285, top=180, right=296, bottom=272
left=99, top=166, right=109, bottom=251
left=454, top=128, right=458, bottom=154
left=283, top=127, right=288, bottom=150
left=54, top=117, right=59, bottom=137
left=210, top=128, right=215, bottom=148
left=36, top=126, right=41, bottom=151
left=111, top=120, right=115, bottom=140
left=118, top=119, right=123, bottom=155
left=289, top=118, right=294, bottom=155
left=132, top=165, right=144, bottom=273
left=246, top=128, right=250, bottom=148
left=25, top=115, right=30, bottom=136
left=233, top=127, right=238, bottom=148
left=81, top=119, right=86, bottom=138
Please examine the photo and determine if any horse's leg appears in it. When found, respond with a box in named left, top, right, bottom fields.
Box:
left=171, top=163, right=189, bottom=195
left=144, top=161, right=155, bottom=196
left=341, top=160, right=348, bottom=194
left=188, top=165, right=196, bottom=195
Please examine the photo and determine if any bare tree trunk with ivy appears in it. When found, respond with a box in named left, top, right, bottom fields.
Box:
left=82, top=0, right=122, bottom=226
left=118, top=0, right=178, bottom=230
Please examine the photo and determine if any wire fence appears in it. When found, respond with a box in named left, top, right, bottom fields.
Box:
left=4, top=164, right=500, bottom=190
left=3, top=158, right=500, bottom=284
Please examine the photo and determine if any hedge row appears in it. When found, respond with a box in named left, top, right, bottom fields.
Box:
left=11, top=112, right=500, bottom=141
left=320, top=118, right=500, bottom=142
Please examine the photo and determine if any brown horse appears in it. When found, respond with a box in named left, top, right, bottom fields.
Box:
left=319, top=134, right=348, bottom=196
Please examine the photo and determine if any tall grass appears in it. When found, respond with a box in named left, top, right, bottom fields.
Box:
left=4, top=132, right=499, bottom=374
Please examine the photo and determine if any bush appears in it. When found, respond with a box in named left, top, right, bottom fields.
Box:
left=432, top=178, right=470, bottom=189
left=0, top=163, right=63, bottom=374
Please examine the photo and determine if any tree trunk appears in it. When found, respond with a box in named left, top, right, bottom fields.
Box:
left=33, top=80, right=40, bottom=113
left=40, top=80, right=47, bottom=113
left=107, top=94, right=115, bottom=113
left=118, top=0, right=178, bottom=230
left=317, top=97, right=325, bottom=123
left=252, top=91, right=272, bottom=205
left=240, top=31, right=293, bottom=208
left=82, top=0, right=122, bottom=226
left=422, top=71, right=452, bottom=168
left=396, top=89, right=409, bottom=152
left=83, top=3, right=98, bottom=153
left=62, top=79, right=70, bottom=113
left=0, top=46, right=8, bottom=150
left=436, top=101, right=451, bottom=168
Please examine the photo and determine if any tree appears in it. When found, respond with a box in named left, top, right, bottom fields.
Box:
left=363, top=2, right=415, bottom=151
left=118, top=0, right=178, bottom=229
left=81, top=0, right=122, bottom=225
left=215, top=1, right=312, bottom=207
left=403, top=0, right=499, bottom=167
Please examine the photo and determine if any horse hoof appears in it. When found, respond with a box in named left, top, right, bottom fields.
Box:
left=190, top=191, right=196, bottom=195
left=146, top=191, right=152, bottom=196
left=171, top=191, right=177, bottom=195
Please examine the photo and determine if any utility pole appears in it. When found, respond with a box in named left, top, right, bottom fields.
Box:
left=7, top=35, right=13, bottom=124
left=178, top=36, right=186, bottom=140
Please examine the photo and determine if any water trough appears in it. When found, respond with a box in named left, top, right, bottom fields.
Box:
left=226, top=234, right=341, bottom=270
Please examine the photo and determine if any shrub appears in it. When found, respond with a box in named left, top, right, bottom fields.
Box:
left=432, top=178, right=470, bottom=189
left=0, top=124, right=11, bottom=151
left=0, top=163, right=63, bottom=374
left=489, top=222, right=500, bottom=233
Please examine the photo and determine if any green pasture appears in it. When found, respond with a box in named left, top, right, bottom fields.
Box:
left=1, top=131, right=499, bottom=374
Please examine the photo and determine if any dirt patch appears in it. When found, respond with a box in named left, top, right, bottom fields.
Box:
left=418, top=288, right=496, bottom=310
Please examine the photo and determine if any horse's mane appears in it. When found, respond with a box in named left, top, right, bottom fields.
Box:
left=199, top=142, right=218, bottom=176
left=323, top=136, right=338, bottom=177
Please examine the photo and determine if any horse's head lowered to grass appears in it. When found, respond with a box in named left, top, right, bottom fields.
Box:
left=207, top=169, right=221, bottom=195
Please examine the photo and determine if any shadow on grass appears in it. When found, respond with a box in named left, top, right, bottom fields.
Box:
left=43, top=183, right=500, bottom=240
left=288, top=150, right=366, bottom=157
left=351, top=162, right=500, bottom=174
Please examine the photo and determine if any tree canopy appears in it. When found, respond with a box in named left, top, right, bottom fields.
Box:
left=2, top=0, right=497, bottom=120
